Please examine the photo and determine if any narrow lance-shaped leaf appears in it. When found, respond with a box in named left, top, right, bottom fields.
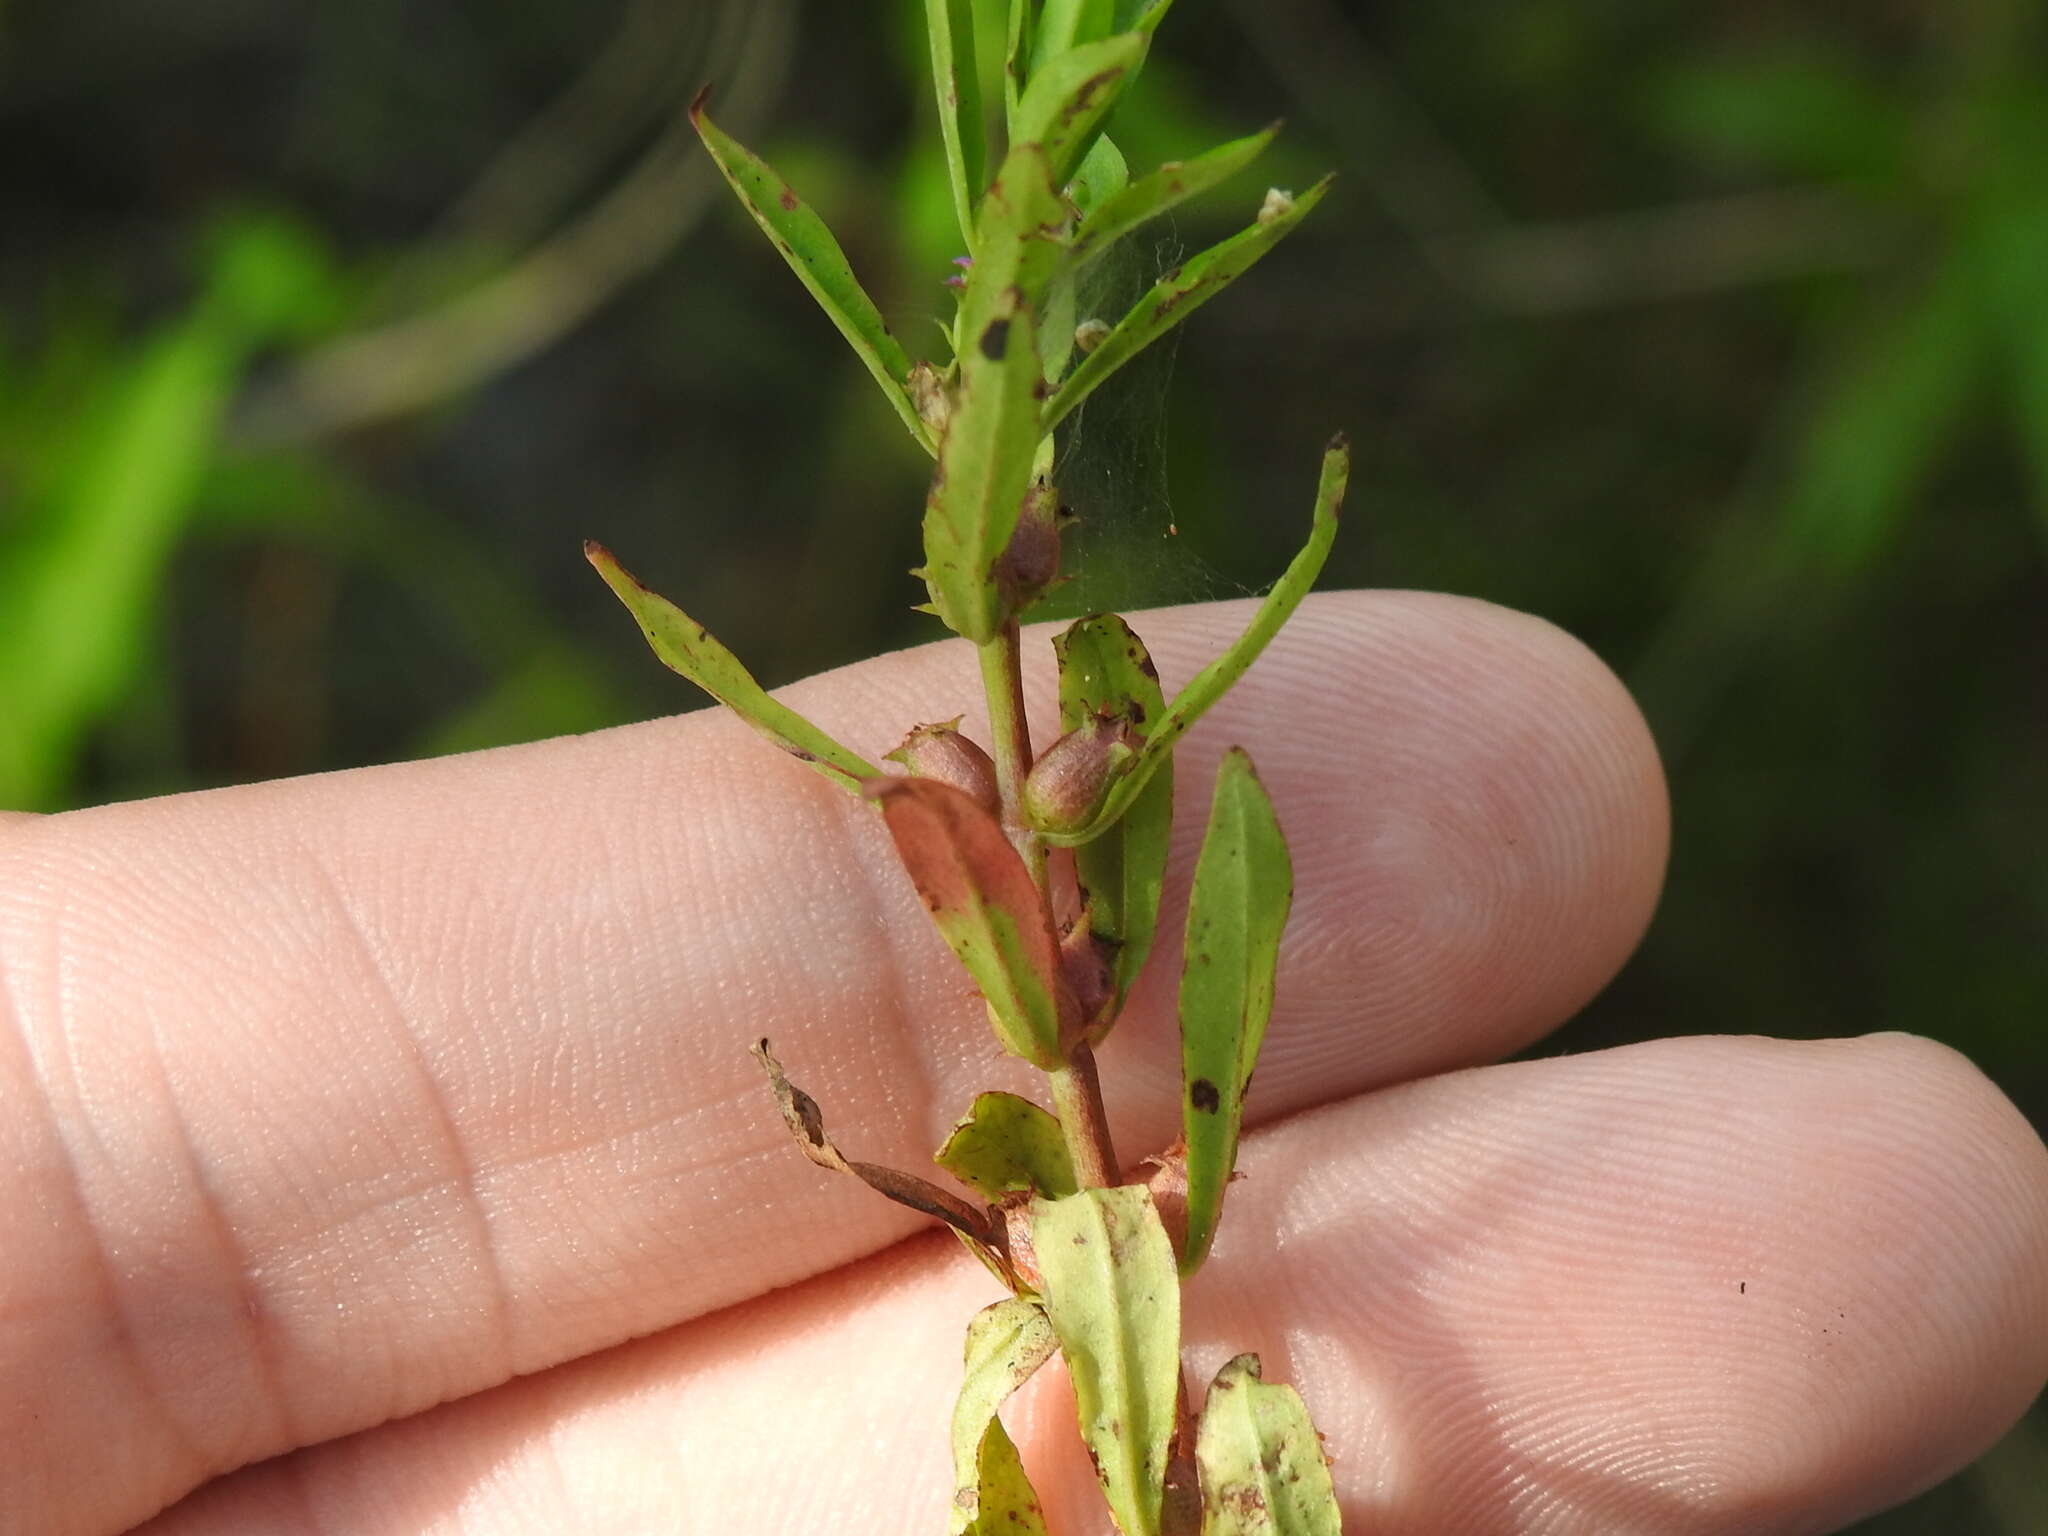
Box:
left=1044, top=175, right=1333, bottom=436
left=951, top=1298, right=1059, bottom=1535
left=922, top=0, right=987, bottom=250
left=1011, top=31, right=1147, bottom=189
left=1195, top=1356, right=1341, bottom=1536
left=1178, top=749, right=1292, bottom=1275
left=1033, top=436, right=1350, bottom=847
left=1068, top=124, right=1280, bottom=276
left=750, top=1040, right=1004, bottom=1260
left=1033, top=1186, right=1182, bottom=1536
left=920, top=143, right=1066, bottom=642
left=1030, top=0, right=1116, bottom=75
left=867, top=776, right=1072, bottom=1070
left=585, top=543, right=881, bottom=793
left=963, top=1415, right=1051, bottom=1536
left=936, top=1090, right=1079, bottom=1200
left=1054, top=614, right=1173, bottom=1014
left=1003, top=0, right=1031, bottom=123
left=689, top=94, right=934, bottom=457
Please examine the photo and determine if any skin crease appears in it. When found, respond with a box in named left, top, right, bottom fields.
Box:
left=0, top=590, right=2037, bottom=1534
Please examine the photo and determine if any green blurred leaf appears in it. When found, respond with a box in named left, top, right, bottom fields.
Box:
left=1178, top=748, right=1292, bottom=1276
left=0, top=304, right=241, bottom=808
left=920, top=143, right=1066, bottom=642
left=1030, top=0, right=1116, bottom=75
left=868, top=776, right=1071, bottom=1069
left=1194, top=1355, right=1340, bottom=1535
left=924, top=0, right=989, bottom=248
left=1069, top=124, right=1279, bottom=275
left=1648, top=47, right=1909, bottom=182
left=1781, top=254, right=1983, bottom=573
left=949, top=1297, right=1059, bottom=1534
left=1034, top=437, right=1349, bottom=848
left=1033, top=1186, right=1182, bottom=1536
left=1003, top=0, right=1031, bottom=121
left=1013, top=31, right=1147, bottom=188
left=1055, top=613, right=1173, bottom=1008
left=937, top=1090, right=1080, bottom=1199
left=584, top=542, right=881, bottom=792
left=1044, top=174, right=1331, bottom=435
left=689, top=95, right=934, bottom=455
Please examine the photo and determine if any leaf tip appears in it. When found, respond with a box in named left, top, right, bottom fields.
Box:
left=688, top=83, right=713, bottom=125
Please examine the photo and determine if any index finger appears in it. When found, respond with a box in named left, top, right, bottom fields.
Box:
left=0, top=589, right=1665, bottom=1534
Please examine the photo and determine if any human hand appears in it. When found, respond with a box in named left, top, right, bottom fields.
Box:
left=5, top=592, right=2044, bottom=1534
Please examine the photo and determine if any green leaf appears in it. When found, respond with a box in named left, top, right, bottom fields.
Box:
left=950, top=1297, right=1060, bottom=1535
left=867, top=776, right=1072, bottom=1069
left=1034, top=436, right=1350, bottom=848
left=689, top=93, right=934, bottom=456
left=1013, top=31, right=1147, bottom=188
left=936, top=1091, right=1079, bottom=1200
left=1068, top=124, right=1280, bottom=275
left=923, top=0, right=987, bottom=249
left=1033, top=1186, right=1182, bottom=1536
left=1030, top=0, right=1117, bottom=75
left=1044, top=175, right=1332, bottom=437
left=1055, top=614, right=1173, bottom=1010
left=962, top=1417, right=1052, bottom=1536
left=1003, top=0, right=1032, bottom=123
left=1178, top=749, right=1292, bottom=1275
left=1195, top=1356, right=1340, bottom=1535
left=585, top=542, right=880, bottom=792
left=920, top=143, right=1067, bottom=642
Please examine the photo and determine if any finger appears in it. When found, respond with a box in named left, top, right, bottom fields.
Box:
left=135, top=1032, right=2048, bottom=1535
left=0, top=590, right=1664, bottom=1533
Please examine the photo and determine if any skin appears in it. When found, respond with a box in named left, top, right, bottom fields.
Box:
left=0, top=590, right=2043, bottom=1536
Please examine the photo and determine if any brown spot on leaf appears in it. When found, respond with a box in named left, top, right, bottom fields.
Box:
left=1189, top=1078, right=1221, bottom=1113
left=777, top=187, right=799, bottom=211
left=980, top=318, right=1012, bottom=361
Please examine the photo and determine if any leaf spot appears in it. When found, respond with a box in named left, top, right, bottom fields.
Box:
left=980, top=318, right=1012, bottom=361
left=1189, top=1077, right=1221, bottom=1113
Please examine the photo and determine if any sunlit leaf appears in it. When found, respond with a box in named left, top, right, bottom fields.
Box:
left=936, top=1090, right=1079, bottom=1200
left=1044, top=175, right=1332, bottom=436
left=1069, top=125, right=1280, bottom=275
left=950, top=1297, right=1060, bottom=1535
left=585, top=542, right=880, bottom=793
left=1178, top=749, right=1292, bottom=1275
left=1012, top=31, right=1147, bottom=188
left=1195, top=1355, right=1340, bottom=1535
left=1033, top=437, right=1349, bottom=847
left=1054, top=614, right=1173, bottom=1011
left=1033, top=1186, right=1182, bottom=1536
left=923, top=0, right=987, bottom=249
left=689, top=94, right=933, bottom=455
left=867, top=776, right=1072, bottom=1069
left=920, top=143, right=1066, bottom=642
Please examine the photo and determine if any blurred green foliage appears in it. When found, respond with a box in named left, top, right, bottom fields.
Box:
left=0, top=1, right=2040, bottom=1527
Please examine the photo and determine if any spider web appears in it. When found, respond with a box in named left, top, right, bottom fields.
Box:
left=1038, top=230, right=1253, bottom=621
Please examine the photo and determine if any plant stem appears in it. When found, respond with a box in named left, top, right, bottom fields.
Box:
left=1048, top=1046, right=1119, bottom=1189
left=977, top=622, right=1044, bottom=876
left=977, top=618, right=1120, bottom=1188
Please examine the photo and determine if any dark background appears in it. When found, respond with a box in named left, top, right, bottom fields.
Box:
left=2, top=1, right=2043, bottom=1528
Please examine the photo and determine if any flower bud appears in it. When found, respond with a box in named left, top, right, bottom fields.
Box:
left=1021, top=714, right=1138, bottom=834
left=993, top=477, right=1063, bottom=611
left=885, top=719, right=999, bottom=814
